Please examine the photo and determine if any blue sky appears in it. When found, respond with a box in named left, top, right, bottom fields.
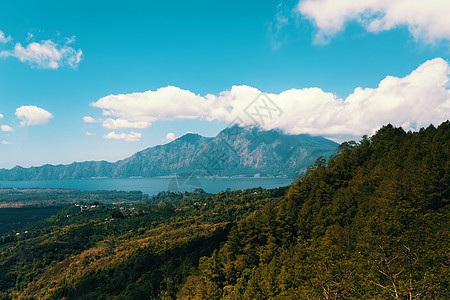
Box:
left=0, top=0, right=449, bottom=168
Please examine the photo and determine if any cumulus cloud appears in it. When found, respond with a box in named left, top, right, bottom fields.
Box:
left=15, top=105, right=53, bottom=126
left=103, top=131, right=142, bottom=142
left=91, top=58, right=449, bottom=139
left=298, top=0, right=450, bottom=44
left=2, top=140, right=12, bottom=145
left=1, top=125, right=13, bottom=132
left=83, top=116, right=97, bottom=123
left=102, top=118, right=151, bottom=129
left=165, top=132, right=177, bottom=142
left=0, top=30, right=12, bottom=44
left=92, top=86, right=211, bottom=122
left=0, top=36, right=82, bottom=69
left=0, top=114, right=3, bottom=119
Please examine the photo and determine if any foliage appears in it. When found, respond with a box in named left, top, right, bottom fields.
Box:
left=0, top=187, right=280, bottom=299
left=179, top=122, right=449, bottom=299
left=0, top=189, right=150, bottom=208
left=0, top=122, right=448, bottom=299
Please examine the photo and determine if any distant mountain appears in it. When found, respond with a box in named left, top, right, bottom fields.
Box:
left=0, top=125, right=339, bottom=180
left=1, top=123, right=447, bottom=299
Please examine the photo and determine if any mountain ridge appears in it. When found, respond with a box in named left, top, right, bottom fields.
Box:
left=0, top=125, right=339, bottom=180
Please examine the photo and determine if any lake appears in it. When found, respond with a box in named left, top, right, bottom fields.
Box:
left=0, top=177, right=294, bottom=195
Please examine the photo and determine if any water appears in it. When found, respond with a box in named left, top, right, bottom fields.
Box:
left=0, top=177, right=293, bottom=195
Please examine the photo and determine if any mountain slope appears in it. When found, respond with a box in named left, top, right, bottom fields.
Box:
left=0, top=125, right=338, bottom=180
left=0, top=122, right=447, bottom=299
left=178, top=121, right=449, bottom=299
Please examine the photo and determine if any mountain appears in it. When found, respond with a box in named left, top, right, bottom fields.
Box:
left=177, top=121, right=449, bottom=299
left=0, top=125, right=338, bottom=180
left=0, top=122, right=447, bottom=299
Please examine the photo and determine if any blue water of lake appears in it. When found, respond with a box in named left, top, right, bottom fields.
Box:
left=0, top=177, right=293, bottom=195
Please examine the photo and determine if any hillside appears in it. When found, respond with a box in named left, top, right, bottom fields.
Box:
left=179, top=121, right=449, bottom=299
left=0, top=121, right=447, bottom=299
left=0, top=188, right=285, bottom=299
left=0, top=125, right=338, bottom=180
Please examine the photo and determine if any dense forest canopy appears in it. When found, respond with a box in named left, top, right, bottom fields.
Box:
left=178, top=122, right=449, bottom=299
left=0, top=121, right=448, bottom=299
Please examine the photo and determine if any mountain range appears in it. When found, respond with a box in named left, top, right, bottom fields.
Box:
left=0, top=125, right=339, bottom=180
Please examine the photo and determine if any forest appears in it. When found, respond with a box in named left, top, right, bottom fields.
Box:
left=0, top=121, right=448, bottom=299
left=0, top=189, right=151, bottom=208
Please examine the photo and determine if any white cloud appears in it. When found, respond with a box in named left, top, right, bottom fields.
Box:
left=1, top=125, right=14, bottom=132
left=84, top=130, right=95, bottom=136
left=0, top=30, right=12, bottom=44
left=103, top=131, right=142, bottom=142
left=102, top=118, right=151, bottom=129
left=0, top=114, right=3, bottom=119
left=92, top=86, right=212, bottom=122
left=2, top=140, right=12, bottom=145
left=91, top=58, right=449, bottom=139
left=298, top=0, right=450, bottom=44
left=15, top=105, right=53, bottom=126
left=83, top=116, right=97, bottom=123
left=268, top=2, right=291, bottom=50
left=0, top=38, right=82, bottom=69
left=165, top=132, right=176, bottom=142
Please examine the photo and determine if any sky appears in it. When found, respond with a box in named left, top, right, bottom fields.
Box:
left=0, top=0, right=449, bottom=169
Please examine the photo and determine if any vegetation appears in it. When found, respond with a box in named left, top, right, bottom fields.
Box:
left=0, top=122, right=448, bottom=299
left=0, top=187, right=282, bottom=299
left=0, top=189, right=151, bottom=208
left=179, top=122, right=449, bottom=299
left=0, top=207, right=64, bottom=236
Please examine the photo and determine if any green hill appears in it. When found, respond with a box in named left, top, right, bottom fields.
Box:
left=179, top=121, right=449, bottom=299
left=0, top=121, right=448, bottom=299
